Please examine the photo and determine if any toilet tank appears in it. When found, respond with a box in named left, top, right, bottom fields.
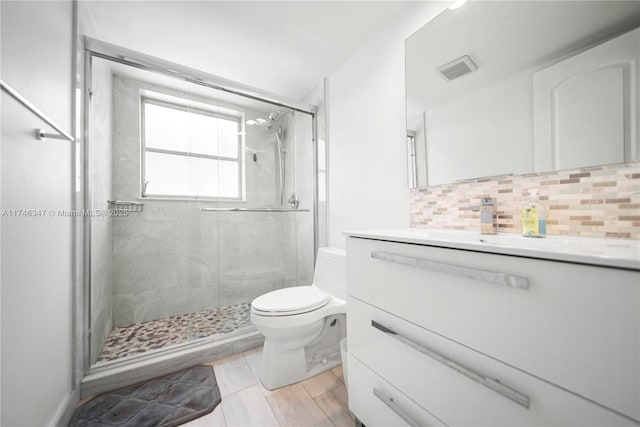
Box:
left=313, top=247, right=347, bottom=301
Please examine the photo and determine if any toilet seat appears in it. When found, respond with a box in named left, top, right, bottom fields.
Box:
left=252, top=286, right=330, bottom=316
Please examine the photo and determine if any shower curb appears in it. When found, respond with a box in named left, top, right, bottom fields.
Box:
left=80, top=330, right=264, bottom=399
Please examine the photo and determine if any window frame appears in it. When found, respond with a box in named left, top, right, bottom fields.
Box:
left=140, top=95, right=245, bottom=201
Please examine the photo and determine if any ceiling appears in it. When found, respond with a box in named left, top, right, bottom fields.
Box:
left=81, top=0, right=414, bottom=101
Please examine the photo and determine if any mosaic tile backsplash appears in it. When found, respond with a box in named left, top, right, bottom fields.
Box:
left=410, top=161, right=640, bottom=240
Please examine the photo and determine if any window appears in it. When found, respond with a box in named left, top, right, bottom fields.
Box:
left=141, top=97, right=243, bottom=199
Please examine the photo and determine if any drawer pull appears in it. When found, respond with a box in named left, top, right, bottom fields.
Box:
left=373, top=387, right=424, bottom=427
left=372, top=320, right=530, bottom=409
left=371, top=250, right=529, bottom=290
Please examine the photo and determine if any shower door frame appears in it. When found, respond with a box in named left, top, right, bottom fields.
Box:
left=81, top=37, right=320, bottom=376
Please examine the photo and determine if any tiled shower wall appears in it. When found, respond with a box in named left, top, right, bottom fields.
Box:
left=410, top=161, right=640, bottom=240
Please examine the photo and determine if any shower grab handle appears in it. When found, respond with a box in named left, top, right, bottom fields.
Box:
left=201, top=207, right=309, bottom=212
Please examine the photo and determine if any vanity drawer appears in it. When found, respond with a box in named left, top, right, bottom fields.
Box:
left=348, top=353, right=445, bottom=427
left=346, top=236, right=640, bottom=420
left=347, top=297, right=636, bottom=425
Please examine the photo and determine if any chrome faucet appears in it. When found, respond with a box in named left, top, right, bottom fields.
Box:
left=479, top=197, right=497, bottom=235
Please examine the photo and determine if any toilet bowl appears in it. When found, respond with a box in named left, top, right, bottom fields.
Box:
left=250, top=247, right=346, bottom=390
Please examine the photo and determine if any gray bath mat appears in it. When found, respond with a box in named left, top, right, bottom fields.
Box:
left=69, top=365, right=220, bottom=426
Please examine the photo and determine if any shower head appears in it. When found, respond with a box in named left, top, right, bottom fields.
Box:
left=246, top=111, right=284, bottom=129
left=268, top=111, right=282, bottom=122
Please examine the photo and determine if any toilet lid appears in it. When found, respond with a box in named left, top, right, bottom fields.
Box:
left=252, top=286, right=330, bottom=316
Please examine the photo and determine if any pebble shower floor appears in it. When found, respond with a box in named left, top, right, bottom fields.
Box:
left=95, top=303, right=252, bottom=364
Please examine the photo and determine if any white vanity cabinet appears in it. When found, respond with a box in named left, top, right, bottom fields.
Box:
left=345, top=233, right=640, bottom=426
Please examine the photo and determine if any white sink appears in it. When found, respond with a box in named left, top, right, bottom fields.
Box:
left=344, top=228, right=640, bottom=270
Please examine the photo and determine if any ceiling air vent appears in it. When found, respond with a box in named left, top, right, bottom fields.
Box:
left=437, top=55, right=478, bottom=81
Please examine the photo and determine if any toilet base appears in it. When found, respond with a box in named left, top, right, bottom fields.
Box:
left=258, top=314, right=346, bottom=390
left=258, top=343, right=341, bottom=390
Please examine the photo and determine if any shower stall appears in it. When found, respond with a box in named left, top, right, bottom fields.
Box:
left=84, top=40, right=317, bottom=373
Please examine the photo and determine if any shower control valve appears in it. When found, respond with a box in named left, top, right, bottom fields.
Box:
left=288, top=193, right=299, bottom=210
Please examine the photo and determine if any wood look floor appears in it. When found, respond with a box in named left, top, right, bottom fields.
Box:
left=185, top=346, right=353, bottom=427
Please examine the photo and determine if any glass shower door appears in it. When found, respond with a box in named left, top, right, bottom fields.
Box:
left=88, top=54, right=315, bottom=369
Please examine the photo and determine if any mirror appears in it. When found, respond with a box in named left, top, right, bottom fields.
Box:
left=405, top=1, right=640, bottom=187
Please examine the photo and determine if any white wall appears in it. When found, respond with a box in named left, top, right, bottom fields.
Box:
left=1, top=1, right=75, bottom=425
left=327, top=1, right=447, bottom=247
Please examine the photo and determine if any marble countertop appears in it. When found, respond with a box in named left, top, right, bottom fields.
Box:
left=344, top=228, right=640, bottom=270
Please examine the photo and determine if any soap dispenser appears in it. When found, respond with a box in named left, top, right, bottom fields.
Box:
left=521, top=190, right=546, bottom=238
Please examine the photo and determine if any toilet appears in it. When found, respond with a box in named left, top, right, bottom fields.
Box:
left=250, top=247, right=346, bottom=390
